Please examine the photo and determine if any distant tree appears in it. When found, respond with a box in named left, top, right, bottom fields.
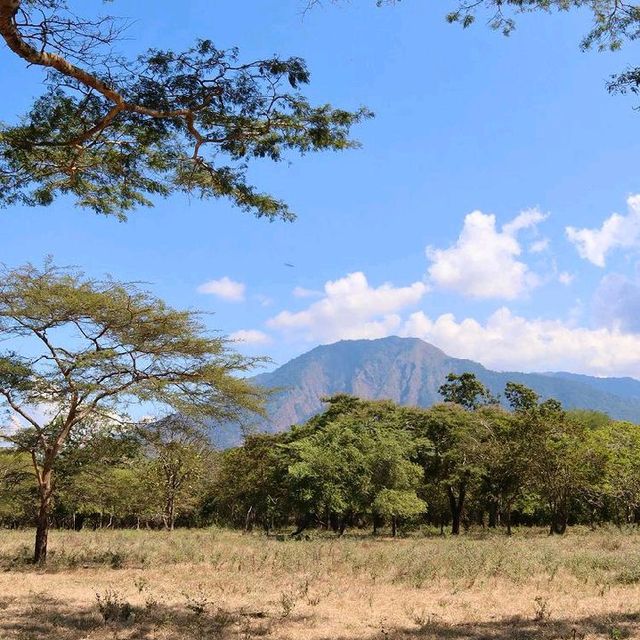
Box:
left=54, top=424, right=144, bottom=529
left=439, top=372, right=498, bottom=410
left=0, top=449, right=34, bottom=526
left=587, top=419, right=640, bottom=525
left=287, top=396, right=424, bottom=535
left=476, top=404, right=532, bottom=533
left=372, top=489, right=425, bottom=537
left=139, top=415, right=214, bottom=531
left=0, top=262, right=262, bottom=563
left=526, top=400, right=603, bottom=534
left=211, top=432, right=291, bottom=531
left=410, top=403, right=485, bottom=535
left=0, top=1, right=371, bottom=219
left=504, top=382, right=539, bottom=414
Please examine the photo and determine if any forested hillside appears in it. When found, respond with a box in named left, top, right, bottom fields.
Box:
left=220, top=337, right=640, bottom=446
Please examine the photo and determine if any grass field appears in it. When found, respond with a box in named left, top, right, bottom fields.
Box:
left=0, top=528, right=639, bottom=639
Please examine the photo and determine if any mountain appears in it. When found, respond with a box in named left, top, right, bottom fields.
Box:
left=213, top=336, right=640, bottom=446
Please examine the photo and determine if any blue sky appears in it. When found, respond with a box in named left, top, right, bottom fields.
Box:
left=3, top=1, right=640, bottom=377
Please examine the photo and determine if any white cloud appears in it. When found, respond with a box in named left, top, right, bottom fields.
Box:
left=558, top=271, right=574, bottom=286
left=566, top=195, right=640, bottom=267
left=530, top=238, right=550, bottom=254
left=229, top=329, right=272, bottom=345
left=427, top=208, right=547, bottom=299
left=197, top=276, right=246, bottom=302
left=267, top=271, right=427, bottom=343
left=292, top=286, right=322, bottom=298
left=401, top=307, right=640, bottom=378
left=255, top=294, right=274, bottom=307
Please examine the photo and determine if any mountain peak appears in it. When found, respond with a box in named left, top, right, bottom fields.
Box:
left=215, top=337, right=640, bottom=447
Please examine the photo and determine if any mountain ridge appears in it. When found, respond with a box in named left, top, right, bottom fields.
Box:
left=212, top=336, right=640, bottom=446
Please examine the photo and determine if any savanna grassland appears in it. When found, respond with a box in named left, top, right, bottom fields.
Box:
left=0, top=528, right=639, bottom=640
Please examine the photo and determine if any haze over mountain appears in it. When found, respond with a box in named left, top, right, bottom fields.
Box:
left=213, top=336, right=640, bottom=446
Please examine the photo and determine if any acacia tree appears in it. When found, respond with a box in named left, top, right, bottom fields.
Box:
left=0, top=0, right=371, bottom=219
left=450, top=1, right=640, bottom=105
left=0, top=262, right=263, bottom=563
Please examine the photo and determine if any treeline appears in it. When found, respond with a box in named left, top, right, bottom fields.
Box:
left=2, top=374, right=640, bottom=536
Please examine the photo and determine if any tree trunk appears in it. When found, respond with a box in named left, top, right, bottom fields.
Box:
left=291, top=513, right=310, bottom=537
left=244, top=505, right=254, bottom=533
left=391, top=515, right=398, bottom=538
left=34, top=472, right=53, bottom=564
left=488, top=500, right=498, bottom=528
left=549, top=498, right=568, bottom=535
left=447, top=484, right=466, bottom=536
left=505, top=501, right=512, bottom=536
left=164, top=494, right=175, bottom=531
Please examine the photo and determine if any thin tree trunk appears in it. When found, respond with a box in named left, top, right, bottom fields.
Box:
left=391, top=515, right=398, bottom=538
left=164, top=494, right=175, bottom=531
left=34, top=471, right=53, bottom=564
left=244, top=505, right=254, bottom=533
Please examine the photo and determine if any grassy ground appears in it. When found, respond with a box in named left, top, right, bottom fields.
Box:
left=0, top=527, right=639, bottom=639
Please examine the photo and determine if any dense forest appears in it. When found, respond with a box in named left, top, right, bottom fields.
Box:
left=3, top=373, right=640, bottom=538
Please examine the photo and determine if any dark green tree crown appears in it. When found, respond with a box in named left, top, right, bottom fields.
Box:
left=0, top=0, right=372, bottom=219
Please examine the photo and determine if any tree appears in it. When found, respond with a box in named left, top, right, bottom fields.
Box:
left=410, top=403, right=485, bottom=535
left=286, top=396, right=424, bottom=535
left=0, top=1, right=371, bottom=219
left=476, top=403, right=531, bottom=534
left=527, top=400, right=602, bottom=534
left=450, top=1, right=640, bottom=108
left=211, top=432, right=291, bottom=532
left=504, top=382, right=539, bottom=414
left=0, top=262, right=262, bottom=563
left=439, top=372, right=497, bottom=410
left=372, top=489, right=425, bottom=537
left=0, top=449, right=34, bottom=526
left=139, top=415, right=214, bottom=531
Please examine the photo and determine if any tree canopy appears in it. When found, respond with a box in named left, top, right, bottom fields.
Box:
left=0, top=0, right=371, bottom=219
left=0, top=261, right=263, bottom=561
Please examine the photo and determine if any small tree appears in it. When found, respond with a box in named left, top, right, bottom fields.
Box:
left=439, top=372, right=497, bottom=410
left=373, top=489, right=425, bottom=537
left=411, top=403, right=485, bottom=535
left=139, top=415, right=213, bottom=531
left=0, top=262, right=262, bottom=563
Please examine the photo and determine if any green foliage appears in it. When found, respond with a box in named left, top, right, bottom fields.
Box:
left=372, top=489, right=425, bottom=519
left=0, top=3, right=371, bottom=219
left=3, top=369, right=640, bottom=537
left=439, top=372, right=498, bottom=410
left=0, top=261, right=263, bottom=561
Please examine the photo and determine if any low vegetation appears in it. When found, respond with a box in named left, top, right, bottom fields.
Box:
left=0, top=527, right=639, bottom=639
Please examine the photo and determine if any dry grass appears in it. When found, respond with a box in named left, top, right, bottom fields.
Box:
left=0, top=527, right=639, bottom=639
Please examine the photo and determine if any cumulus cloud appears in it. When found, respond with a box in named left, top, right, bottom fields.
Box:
left=566, top=195, right=640, bottom=267
left=592, top=272, right=640, bottom=333
left=400, top=307, right=640, bottom=378
left=267, top=271, right=427, bottom=342
left=427, top=208, right=547, bottom=299
left=197, top=276, right=246, bottom=302
left=229, top=329, right=272, bottom=345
